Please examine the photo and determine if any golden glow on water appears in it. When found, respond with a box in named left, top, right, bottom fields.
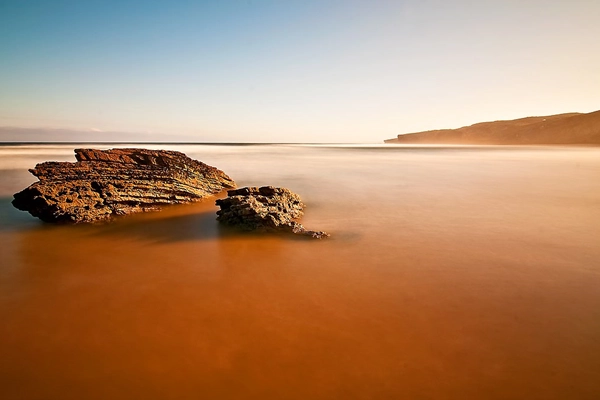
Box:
left=1, top=145, right=599, bottom=399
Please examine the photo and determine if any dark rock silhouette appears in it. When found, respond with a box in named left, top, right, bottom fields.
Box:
left=216, top=186, right=329, bottom=239
left=12, top=148, right=235, bottom=223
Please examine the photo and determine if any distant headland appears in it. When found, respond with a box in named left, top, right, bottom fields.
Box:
left=385, top=110, right=600, bottom=145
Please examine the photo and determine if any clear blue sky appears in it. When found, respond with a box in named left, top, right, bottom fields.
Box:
left=1, top=0, right=598, bottom=142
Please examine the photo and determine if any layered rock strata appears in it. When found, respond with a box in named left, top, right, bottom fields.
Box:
left=216, top=186, right=329, bottom=239
left=12, top=148, right=235, bottom=223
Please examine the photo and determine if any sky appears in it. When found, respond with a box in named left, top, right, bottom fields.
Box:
left=0, top=0, right=599, bottom=143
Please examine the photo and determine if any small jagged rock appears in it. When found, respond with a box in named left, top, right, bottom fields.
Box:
left=215, top=186, right=329, bottom=239
left=12, top=148, right=236, bottom=223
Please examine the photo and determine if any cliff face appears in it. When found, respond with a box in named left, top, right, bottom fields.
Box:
left=385, top=110, right=600, bottom=145
left=12, top=148, right=236, bottom=223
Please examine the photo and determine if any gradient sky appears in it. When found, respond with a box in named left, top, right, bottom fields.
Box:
left=1, top=0, right=599, bottom=142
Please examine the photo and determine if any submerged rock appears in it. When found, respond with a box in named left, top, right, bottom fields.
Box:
left=215, top=186, right=329, bottom=239
left=12, top=148, right=236, bottom=223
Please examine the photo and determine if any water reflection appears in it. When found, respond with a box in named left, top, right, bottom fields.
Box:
left=1, top=144, right=599, bottom=399
left=0, top=197, right=41, bottom=232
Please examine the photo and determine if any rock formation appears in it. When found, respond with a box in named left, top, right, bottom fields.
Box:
left=216, top=186, right=329, bottom=239
left=385, top=109, right=600, bottom=145
left=12, top=148, right=236, bottom=223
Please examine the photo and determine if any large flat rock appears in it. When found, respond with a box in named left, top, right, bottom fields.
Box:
left=12, top=148, right=236, bottom=223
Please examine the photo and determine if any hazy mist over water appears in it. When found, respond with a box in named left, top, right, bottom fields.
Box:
left=1, top=144, right=600, bottom=399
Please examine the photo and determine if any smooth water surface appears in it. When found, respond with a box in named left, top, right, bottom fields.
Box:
left=1, top=144, right=599, bottom=399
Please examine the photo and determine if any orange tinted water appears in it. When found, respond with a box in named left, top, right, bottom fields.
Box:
left=1, top=145, right=599, bottom=399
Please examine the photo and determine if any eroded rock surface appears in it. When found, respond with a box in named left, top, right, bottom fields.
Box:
left=12, top=148, right=236, bottom=223
left=215, top=186, right=329, bottom=239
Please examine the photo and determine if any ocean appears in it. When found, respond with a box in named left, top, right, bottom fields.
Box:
left=1, top=143, right=599, bottom=399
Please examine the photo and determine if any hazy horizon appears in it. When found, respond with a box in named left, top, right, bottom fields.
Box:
left=1, top=0, right=599, bottom=143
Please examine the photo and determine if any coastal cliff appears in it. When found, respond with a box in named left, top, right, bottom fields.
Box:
left=385, top=110, right=600, bottom=145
